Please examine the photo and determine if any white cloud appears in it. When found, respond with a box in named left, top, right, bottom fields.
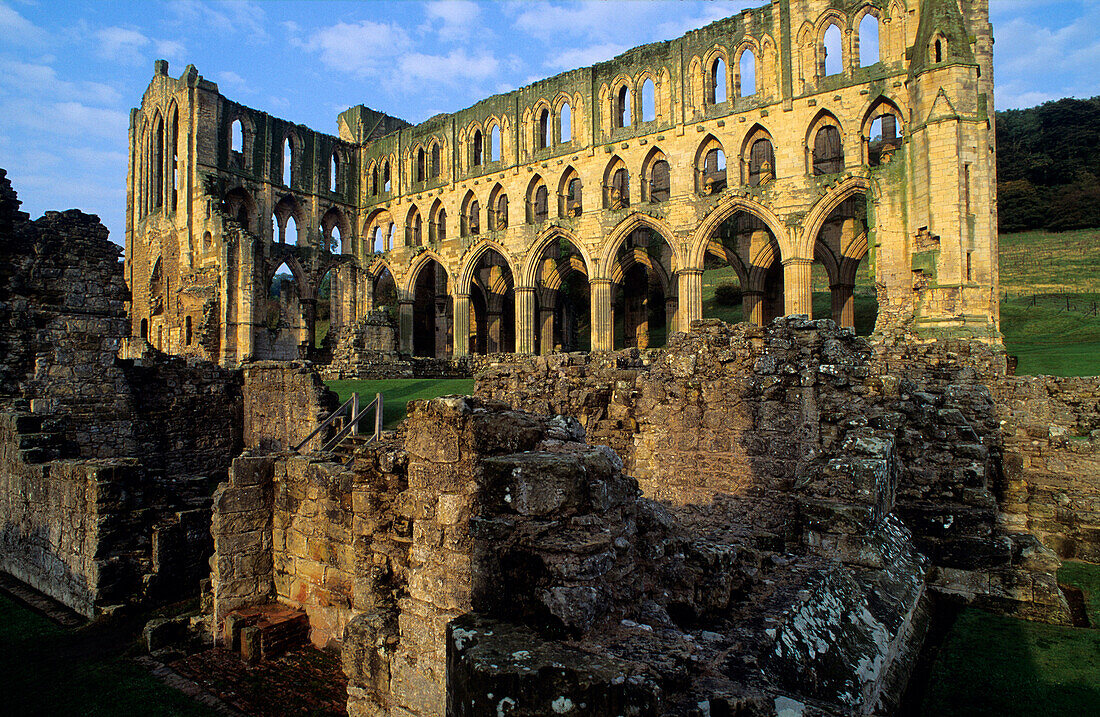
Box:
left=424, top=1, right=481, bottom=42
left=95, top=26, right=151, bottom=64
left=398, top=48, right=500, bottom=86
left=0, top=61, right=121, bottom=105
left=0, top=2, right=48, bottom=48
left=544, top=43, right=627, bottom=71
left=168, top=0, right=267, bottom=39
left=304, top=21, right=413, bottom=76
left=992, top=7, right=1100, bottom=108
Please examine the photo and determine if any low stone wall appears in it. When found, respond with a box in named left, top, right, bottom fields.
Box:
left=320, top=312, right=472, bottom=380
left=997, top=375, right=1100, bottom=561
left=210, top=395, right=943, bottom=716
left=241, top=362, right=337, bottom=453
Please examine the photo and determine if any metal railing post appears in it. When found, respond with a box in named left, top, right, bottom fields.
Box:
left=351, top=392, right=359, bottom=437
left=374, top=392, right=383, bottom=439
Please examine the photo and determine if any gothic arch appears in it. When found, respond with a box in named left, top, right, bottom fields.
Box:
left=797, top=175, right=874, bottom=257
left=404, top=249, right=452, bottom=296
left=521, top=226, right=595, bottom=287
left=689, top=195, right=789, bottom=268
left=600, top=213, right=681, bottom=277
left=460, top=239, right=519, bottom=292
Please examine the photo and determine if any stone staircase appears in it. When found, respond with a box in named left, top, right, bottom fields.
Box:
left=2, top=409, right=71, bottom=464
left=224, top=603, right=310, bottom=662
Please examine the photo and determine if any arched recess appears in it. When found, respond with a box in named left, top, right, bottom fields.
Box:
left=862, top=96, right=905, bottom=166
left=695, top=134, right=727, bottom=195
left=641, top=147, right=671, bottom=203
left=558, top=167, right=583, bottom=218
left=487, top=183, right=509, bottom=231
left=701, top=210, right=785, bottom=326
left=740, top=124, right=776, bottom=186
left=704, top=47, right=729, bottom=104
left=805, top=110, right=845, bottom=175
left=273, top=195, right=304, bottom=245
left=429, top=199, right=447, bottom=244
left=819, top=16, right=845, bottom=77
left=405, top=205, right=424, bottom=247
left=528, top=230, right=592, bottom=354
left=461, top=190, right=481, bottom=236
left=406, top=252, right=453, bottom=358
left=321, top=206, right=351, bottom=254
left=257, top=257, right=309, bottom=361
left=602, top=156, right=630, bottom=210
left=526, top=174, right=550, bottom=224
left=689, top=194, right=789, bottom=269
left=806, top=187, right=876, bottom=333
left=364, top=209, right=394, bottom=253
left=734, top=42, right=757, bottom=97
left=461, top=242, right=517, bottom=354
left=224, top=187, right=257, bottom=234
left=603, top=221, right=679, bottom=349
left=369, top=260, right=398, bottom=314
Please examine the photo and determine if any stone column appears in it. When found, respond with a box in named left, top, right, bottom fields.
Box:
left=453, top=293, right=470, bottom=357
left=782, top=257, right=813, bottom=317
left=539, top=306, right=555, bottom=355
left=665, top=296, right=679, bottom=338
left=677, top=269, right=703, bottom=333
left=590, top=278, right=613, bottom=351
left=487, top=310, right=502, bottom=353
left=743, top=291, right=764, bottom=325
left=398, top=299, right=414, bottom=355
left=831, top=283, right=855, bottom=328
left=514, top=287, right=536, bottom=355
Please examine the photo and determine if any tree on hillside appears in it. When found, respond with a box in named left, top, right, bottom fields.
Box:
left=997, top=96, right=1100, bottom=232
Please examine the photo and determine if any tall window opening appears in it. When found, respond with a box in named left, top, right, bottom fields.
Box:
left=231, top=119, right=243, bottom=153
left=431, top=143, right=441, bottom=178
left=824, top=25, right=843, bottom=76
left=739, top=49, right=756, bottom=97
left=539, top=109, right=550, bottom=149
left=371, top=165, right=379, bottom=196
left=170, top=113, right=179, bottom=210
left=491, top=125, right=501, bottom=162
left=560, top=103, right=571, bottom=142
left=617, top=85, right=631, bottom=128
left=935, top=39, right=943, bottom=63
left=711, top=57, right=727, bottom=104
left=417, top=147, right=426, bottom=182
left=748, top=138, right=776, bottom=186
left=331, top=152, right=339, bottom=192
left=859, top=14, right=880, bottom=67
left=472, top=130, right=484, bottom=166
left=282, top=137, right=292, bottom=186
left=383, top=161, right=391, bottom=192
left=641, top=79, right=655, bottom=121
left=649, top=159, right=670, bottom=203
left=812, top=125, right=844, bottom=175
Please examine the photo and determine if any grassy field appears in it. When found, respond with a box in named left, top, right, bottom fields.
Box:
left=0, top=595, right=217, bottom=717
left=325, top=378, right=474, bottom=429
left=919, top=560, right=1100, bottom=716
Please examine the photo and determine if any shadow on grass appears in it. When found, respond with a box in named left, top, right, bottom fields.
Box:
left=0, top=595, right=217, bottom=717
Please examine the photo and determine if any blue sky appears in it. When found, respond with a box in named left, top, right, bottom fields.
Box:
left=0, top=0, right=1096, bottom=246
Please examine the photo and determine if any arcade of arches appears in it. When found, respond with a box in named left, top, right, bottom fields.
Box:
left=127, top=0, right=997, bottom=367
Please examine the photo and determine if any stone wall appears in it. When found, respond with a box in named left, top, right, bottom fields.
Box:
left=210, top=393, right=943, bottom=716
left=0, top=170, right=244, bottom=614
left=241, top=361, right=337, bottom=453
left=996, top=376, right=1100, bottom=561
left=474, top=318, right=1073, bottom=621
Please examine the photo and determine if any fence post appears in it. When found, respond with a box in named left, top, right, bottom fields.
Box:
left=351, top=392, right=359, bottom=437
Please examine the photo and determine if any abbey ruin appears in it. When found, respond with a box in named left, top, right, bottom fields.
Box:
left=2, top=1, right=1099, bottom=716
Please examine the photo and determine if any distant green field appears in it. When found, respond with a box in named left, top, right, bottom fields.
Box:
left=920, top=560, right=1100, bottom=716
left=325, top=378, right=474, bottom=429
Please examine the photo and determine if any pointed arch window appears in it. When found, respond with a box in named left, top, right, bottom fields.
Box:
left=649, top=160, right=670, bottom=203
left=417, top=147, right=426, bottom=182
left=559, top=104, right=571, bottom=142
left=860, top=14, right=881, bottom=67
left=538, top=109, right=550, bottom=149
left=616, top=85, right=631, bottom=127
left=641, top=79, right=655, bottom=122
left=472, top=130, right=484, bottom=166
left=813, top=125, right=844, bottom=175
left=431, top=143, right=441, bottom=178
left=739, top=49, right=756, bottom=97
left=710, top=57, right=727, bottom=104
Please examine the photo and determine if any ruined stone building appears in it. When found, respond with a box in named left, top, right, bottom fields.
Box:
left=126, top=0, right=998, bottom=368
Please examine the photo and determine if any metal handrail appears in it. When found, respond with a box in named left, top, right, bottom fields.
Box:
left=293, top=392, right=384, bottom=454
left=321, top=392, right=382, bottom=452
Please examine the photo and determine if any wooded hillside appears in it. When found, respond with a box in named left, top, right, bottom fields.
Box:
left=996, top=96, right=1100, bottom=233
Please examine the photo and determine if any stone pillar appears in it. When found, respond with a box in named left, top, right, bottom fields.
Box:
left=831, top=283, right=855, bottom=328
left=453, top=293, right=470, bottom=357
left=539, top=307, right=555, bottom=355
left=398, top=299, right=414, bottom=355
left=677, top=269, right=702, bottom=333
left=487, top=310, right=502, bottom=353
left=665, top=296, right=678, bottom=339
left=590, top=278, right=613, bottom=351
left=782, top=257, right=813, bottom=317
left=743, top=291, right=764, bottom=325
left=514, top=287, right=536, bottom=355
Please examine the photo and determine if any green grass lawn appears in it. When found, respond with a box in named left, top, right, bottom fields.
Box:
left=0, top=595, right=217, bottom=717
left=325, top=378, right=475, bottom=429
left=920, top=560, right=1100, bottom=716
left=1000, top=293, right=1100, bottom=376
